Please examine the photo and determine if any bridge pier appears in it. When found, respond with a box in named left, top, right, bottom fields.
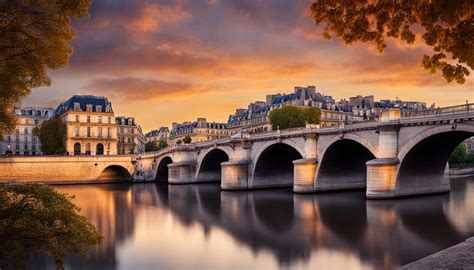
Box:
left=221, top=160, right=250, bottom=190
left=293, top=158, right=318, bottom=193
left=167, top=147, right=197, bottom=184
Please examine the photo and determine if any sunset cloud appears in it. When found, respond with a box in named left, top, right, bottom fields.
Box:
left=23, top=0, right=473, bottom=131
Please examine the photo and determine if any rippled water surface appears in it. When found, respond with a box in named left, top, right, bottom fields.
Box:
left=36, top=176, right=474, bottom=269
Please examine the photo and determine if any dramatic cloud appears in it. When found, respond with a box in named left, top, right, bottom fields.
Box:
left=23, top=0, right=473, bottom=130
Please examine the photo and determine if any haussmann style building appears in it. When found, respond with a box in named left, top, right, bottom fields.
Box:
left=54, top=95, right=118, bottom=156
left=0, top=107, right=54, bottom=156
left=168, top=118, right=228, bottom=146
left=116, top=116, right=145, bottom=155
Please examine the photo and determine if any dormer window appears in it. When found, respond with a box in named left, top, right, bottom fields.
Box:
left=106, top=105, right=112, bottom=113
left=86, top=104, right=93, bottom=112
left=96, top=105, right=102, bottom=112
left=74, top=103, right=81, bottom=111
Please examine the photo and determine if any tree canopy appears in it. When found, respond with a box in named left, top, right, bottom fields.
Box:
left=34, top=116, right=66, bottom=155
left=0, top=183, right=102, bottom=269
left=269, top=106, right=321, bottom=131
left=145, top=140, right=168, bottom=152
left=0, top=0, right=91, bottom=134
left=449, top=143, right=473, bottom=165
left=183, top=135, right=192, bottom=144
left=311, top=0, right=473, bottom=84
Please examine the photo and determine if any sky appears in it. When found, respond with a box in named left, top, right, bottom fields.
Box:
left=23, top=0, right=474, bottom=132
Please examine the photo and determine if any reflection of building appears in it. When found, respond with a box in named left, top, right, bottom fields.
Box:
left=116, top=116, right=144, bottom=155
left=145, top=127, right=169, bottom=143
left=169, top=118, right=228, bottom=146
left=54, top=95, right=117, bottom=155
left=0, top=107, right=54, bottom=156
left=227, top=86, right=353, bottom=135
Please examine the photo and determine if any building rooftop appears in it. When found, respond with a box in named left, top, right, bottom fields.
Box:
left=54, top=95, right=113, bottom=115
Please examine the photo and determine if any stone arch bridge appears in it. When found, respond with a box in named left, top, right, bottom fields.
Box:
left=136, top=103, right=474, bottom=199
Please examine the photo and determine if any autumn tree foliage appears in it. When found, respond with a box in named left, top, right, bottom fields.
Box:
left=311, top=0, right=473, bottom=84
left=269, top=106, right=321, bottom=131
left=0, top=0, right=91, bottom=134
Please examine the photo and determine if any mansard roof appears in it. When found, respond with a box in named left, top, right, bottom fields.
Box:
left=54, top=95, right=113, bottom=115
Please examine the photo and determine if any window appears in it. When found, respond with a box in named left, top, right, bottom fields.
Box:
left=75, top=126, right=80, bottom=137
left=74, top=102, right=81, bottom=111
left=107, top=127, right=111, bottom=138
left=108, top=117, right=111, bottom=124
left=75, top=115, right=80, bottom=122
left=32, top=145, right=36, bottom=150
left=98, top=127, right=102, bottom=137
left=24, top=144, right=28, bottom=150
left=96, top=105, right=102, bottom=112
left=87, top=127, right=91, bottom=137
left=24, top=128, right=28, bottom=134
left=87, top=116, right=91, bottom=123
left=86, top=104, right=93, bottom=112
left=25, top=119, right=29, bottom=125
left=32, top=136, right=36, bottom=142
left=15, top=144, right=19, bottom=150
left=98, top=116, right=102, bottom=123
left=34, top=119, right=39, bottom=125
left=7, top=136, right=10, bottom=142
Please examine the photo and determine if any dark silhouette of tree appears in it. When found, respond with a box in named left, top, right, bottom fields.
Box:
left=145, top=141, right=159, bottom=152
left=183, top=135, right=192, bottom=144
left=0, top=183, right=102, bottom=269
left=0, top=0, right=91, bottom=134
left=311, top=0, right=473, bottom=84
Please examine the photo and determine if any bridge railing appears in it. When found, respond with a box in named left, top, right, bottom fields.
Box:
left=401, top=103, right=474, bottom=119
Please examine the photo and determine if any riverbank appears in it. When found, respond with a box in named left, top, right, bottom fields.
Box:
left=401, top=237, right=474, bottom=269
left=450, top=163, right=474, bottom=177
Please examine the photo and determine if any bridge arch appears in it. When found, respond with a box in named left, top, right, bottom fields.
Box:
left=155, top=156, right=173, bottom=181
left=396, top=124, right=474, bottom=192
left=315, top=136, right=376, bottom=190
left=97, top=165, right=132, bottom=181
left=251, top=141, right=304, bottom=188
left=196, top=148, right=230, bottom=182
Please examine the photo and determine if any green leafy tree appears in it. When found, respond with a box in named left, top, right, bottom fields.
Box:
left=269, top=106, right=321, bottom=131
left=0, top=183, right=102, bottom=269
left=183, top=135, right=192, bottom=144
left=145, top=141, right=160, bottom=152
left=158, top=139, right=168, bottom=150
left=311, top=0, right=473, bottom=84
left=34, top=116, right=66, bottom=155
left=0, top=0, right=91, bottom=134
left=449, top=144, right=469, bottom=165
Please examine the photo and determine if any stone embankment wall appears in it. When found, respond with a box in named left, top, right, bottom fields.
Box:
left=0, top=156, right=134, bottom=184
left=449, top=163, right=474, bottom=177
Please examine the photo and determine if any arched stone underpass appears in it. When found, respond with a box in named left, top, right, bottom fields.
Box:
left=155, top=157, right=173, bottom=181
left=316, top=139, right=376, bottom=190
left=252, top=143, right=303, bottom=188
left=196, top=149, right=229, bottom=182
left=97, top=165, right=132, bottom=181
left=396, top=131, right=474, bottom=193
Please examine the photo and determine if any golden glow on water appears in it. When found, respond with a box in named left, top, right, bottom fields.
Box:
left=52, top=178, right=474, bottom=269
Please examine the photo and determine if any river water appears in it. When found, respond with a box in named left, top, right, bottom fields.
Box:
left=34, top=176, right=474, bottom=269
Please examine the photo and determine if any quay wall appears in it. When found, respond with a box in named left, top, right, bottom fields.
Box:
left=449, top=163, right=474, bottom=177
left=0, top=156, right=135, bottom=184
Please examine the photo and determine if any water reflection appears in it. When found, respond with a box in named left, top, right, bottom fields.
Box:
left=48, top=177, right=474, bottom=269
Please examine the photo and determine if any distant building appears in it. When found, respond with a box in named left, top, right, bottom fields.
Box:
left=227, top=85, right=353, bottom=135
left=348, top=95, right=429, bottom=120
left=54, top=95, right=117, bottom=155
left=145, top=127, right=170, bottom=143
left=116, top=116, right=144, bottom=155
left=0, top=107, right=54, bottom=156
left=169, top=118, right=228, bottom=146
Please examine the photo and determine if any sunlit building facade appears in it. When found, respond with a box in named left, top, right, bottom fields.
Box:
left=169, top=118, right=228, bottom=146
left=55, top=95, right=117, bottom=156
left=116, top=116, right=145, bottom=155
left=0, top=107, right=54, bottom=156
left=145, top=127, right=170, bottom=143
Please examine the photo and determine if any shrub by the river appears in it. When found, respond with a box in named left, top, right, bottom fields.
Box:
left=0, top=183, right=103, bottom=269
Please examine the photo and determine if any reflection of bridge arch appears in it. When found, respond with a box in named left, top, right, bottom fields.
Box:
left=396, top=124, right=474, bottom=192
left=155, top=156, right=173, bottom=181
left=251, top=142, right=303, bottom=188
left=97, top=165, right=132, bottom=181
left=315, top=137, right=376, bottom=190
left=195, top=148, right=230, bottom=182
